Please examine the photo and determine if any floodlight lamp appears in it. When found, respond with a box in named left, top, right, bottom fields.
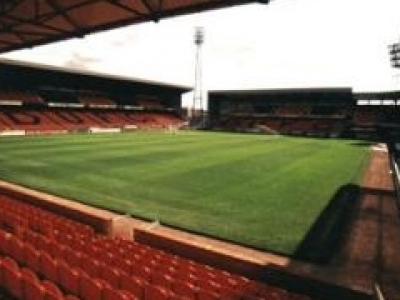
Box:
left=389, top=42, right=400, bottom=68
left=194, top=27, right=204, bottom=46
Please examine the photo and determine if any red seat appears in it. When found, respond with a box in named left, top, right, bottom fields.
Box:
left=0, top=229, right=11, bottom=255
left=72, top=237, right=89, bottom=253
left=42, top=280, right=64, bottom=300
left=22, top=270, right=45, bottom=300
left=9, top=235, right=24, bottom=264
left=175, top=270, right=197, bottom=285
left=36, top=234, right=52, bottom=253
left=13, top=224, right=27, bottom=239
left=120, top=273, right=145, bottom=299
left=168, top=294, right=191, bottom=300
left=86, top=244, right=102, bottom=259
left=52, top=243, right=67, bottom=260
left=63, top=247, right=82, bottom=268
left=157, top=264, right=177, bottom=278
left=36, top=218, right=51, bottom=236
left=176, top=261, right=197, bottom=276
left=2, top=211, right=20, bottom=233
left=100, top=265, right=121, bottom=288
left=29, top=217, right=42, bottom=233
left=197, top=278, right=221, bottom=294
left=21, top=267, right=39, bottom=282
left=2, top=257, right=23, bottom=299
left=132, top=265, right=152, bottom=281
left=103, top=286, right=138, bottom=300
left=173, top=280, right=197, bottom=299
left=151, top=271, right=174, bottom=290
left=196, top=289, right=220, bottom=300
left=114, top=257, right=133, bottom=274
left=81, top=257, right=101, bottom=278
left=23, top=243, right=41, bottom=273
left=39, top=252, right=58, bottom=282
left=144, top=284, right=171, bottom=300
left=65, top=296, right=81, bottom=300
left=45, top=238, right=61, bottom=258
left=80, top=273, right=104, bottom=300
left=57, top=260, right=81, bottom=295
left=25, top=229, right=39, bottom=247
left=101, top=251, right=116, bottom=265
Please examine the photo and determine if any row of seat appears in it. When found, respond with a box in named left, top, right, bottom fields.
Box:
left=0, top=194, right=94, bottom=238
left=0, top=108, right=183, bottom=132
left=0, top=230, right=213, bottom=300
left=0, top=91, right=43, bottom=103
left=0, top=195, right=311, bottom=300
left=219, top=118, right=345, bottom=136
left=0, top=255, right=81, bottom=300
left=0, top=249, right=139, bottom=300
left=22, top=229, right=309, bottom=300
left=79, top=96, right=115, bottom=106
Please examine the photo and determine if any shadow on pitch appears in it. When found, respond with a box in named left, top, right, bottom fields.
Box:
left=293, top=183, right=360, bottom=264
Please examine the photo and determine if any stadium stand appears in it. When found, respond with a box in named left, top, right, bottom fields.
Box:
left=0, top=192, right=313, bottom=300
left=208, top=89, right=400, bottom=140
left=0, top=106, right=184, bottom=133
left=207, top=88, right=353, bottom=137
left=0, top=101, right=184, bottom=134
left=0, top=59, right=188, bottom=135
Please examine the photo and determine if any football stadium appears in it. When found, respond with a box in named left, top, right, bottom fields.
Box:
left=0, top=1, right=399, bottom=300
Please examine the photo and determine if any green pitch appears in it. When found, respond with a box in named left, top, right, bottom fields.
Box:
left=0, top=131, right=369, bottom=255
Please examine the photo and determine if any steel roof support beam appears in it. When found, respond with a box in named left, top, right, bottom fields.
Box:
left=106, top=0, right=147, bottom=19
left=139, top=0, right=161, bottom=22
left=44, top=0, right=83, bottom=36
left=0, top=38, right=18, bottom=45
left=0, top=0, right=24, bottom=16
left=1, top=14, right=70, bottom=35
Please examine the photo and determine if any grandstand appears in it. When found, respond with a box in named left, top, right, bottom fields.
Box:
left=353, top=91, right=400, bottom=141
left=208, top=88, right=400, bottom=141
left=0, top=59, right=188, bottom=135
left=207, top=88, right=354, bottom=137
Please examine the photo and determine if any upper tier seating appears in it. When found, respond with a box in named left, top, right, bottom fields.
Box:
left=79, top=96, right=115, bottom=106
left=136, top=100, right=165, bottom=110
left=0, top=91, right=43, bottom=104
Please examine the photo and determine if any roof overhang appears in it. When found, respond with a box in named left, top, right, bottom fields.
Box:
left=209, top=87, right=354, bottom=96
left=0, top=57, right=192, bottom=92
left=0, top=0, right=268, bottom=54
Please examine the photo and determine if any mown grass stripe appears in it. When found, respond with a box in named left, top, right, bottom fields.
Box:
left=0, top=131, right=370, bottom=254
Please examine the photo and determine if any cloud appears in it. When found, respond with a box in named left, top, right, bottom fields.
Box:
left=64, top=52, right=101, bottom=70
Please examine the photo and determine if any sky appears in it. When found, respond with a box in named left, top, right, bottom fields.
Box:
left=1, top=0, right=400, bottom=105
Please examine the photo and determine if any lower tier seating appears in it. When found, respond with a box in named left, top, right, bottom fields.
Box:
left=0, top=193, right=312, bottom=300
left=0, top=108, right=183, bottom=133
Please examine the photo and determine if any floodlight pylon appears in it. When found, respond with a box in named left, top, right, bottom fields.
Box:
left=192, top=26, right=204, bottom=127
